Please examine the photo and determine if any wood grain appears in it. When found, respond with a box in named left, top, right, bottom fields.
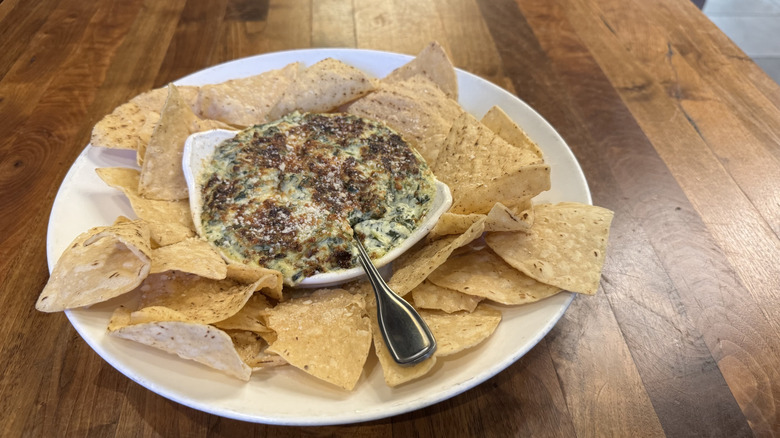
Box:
left=2, top=0, right=779, bottom=436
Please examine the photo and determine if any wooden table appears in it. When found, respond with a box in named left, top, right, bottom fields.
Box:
left=2, top=0, right=779, bottom=436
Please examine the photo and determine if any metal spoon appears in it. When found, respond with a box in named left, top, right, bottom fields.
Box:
left=353, top=236, right=436, bottom=366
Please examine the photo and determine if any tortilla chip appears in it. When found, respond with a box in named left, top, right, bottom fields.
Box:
left=388, top=217, right=486, bottom=296
left=133, top=271, right=258, bottom=324
left=138, top=84, right=229, bottom=200
left=96, top=167, right=195, bottom=237
left=481, top=106, right=544, bottom=162
left=364, top=293, right=437, bottom=387
left=261, top=289, right=371, bottom=391
left=107, top=306, right=133, bottom=331
left=109, top=320, right=251, bottom=381
left=428, top=202, right=533, bottom=240
left=485, top=201, right=534, bottom=232
left=146, top=221, right=196, bottom=248
left=427, top=247, right=561, bottom=304
left=36, top=220, right=152, bottom=312
left=486, top=202, right=614, bottom=295
left=90, top=86, right=199, bottom=151
left=228, top=330, right=287, bottom=369
left=427, top=212, right=486, bottom=240
left=268, top=58, right=376, bottom=119
left=197, top=62, right=302, bottom=126
left=134, top=86, right=201, bottom=165
left=411, top=280, right=483, bottom=313
left=213, top=293, right=273, bottom=334
left=131, top=86, right=200, bottom=114
left=345, top=75, right=463, bottom=164
left=420, top=304, right=501, bottom=356
left=225, top=263, right=284, bottom=301
left=150, top=238, right=227, bottom=279
left=90, top=103, right=151, bottom=151
left=384, top=41, right=458, bottom=100
left=433, top=112, right=550, bottom=214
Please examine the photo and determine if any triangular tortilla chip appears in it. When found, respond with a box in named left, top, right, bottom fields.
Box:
left=90, top=102, right=151, bottom=151
left=388, top=217, right=486, bottom=296
left=420, top=304, right=501, bottom=356
left=150, top=238, right=227, bottom=279
left=228, top=330, right=286, bottom=369
left=261, top=289, right=372, bottom=391
left=132, top=86, right=199, bottom=113
left=485, top=201, right=534, bottom=232
left=433, top=112, right=550, bottom=214
left=90, top=85, right=199, bottom=152
left=197, top=62, right=302, bottom=126
left=36, top=220, right=152, bottom=312
left=96, top=167, right=195, bottom=243
left=427, top=247, right=561, bottom=305
left=345, top=75, right=463, bottom=164
left=268, top=58, right=376, bottom=119
left=427, top=201, right=533, bottom=240
left=384, top=41, right=458, bottom=100
left=131, top=271, right=260, bottom=324
left=109, top=320, right=251, bottom=381
left=213, top=293, right=273, bottom=334
left=481, top=106, right=544, bottom=162
left=427, top=212, right=486, bottom=240
left=138, top=84, right=229, bottom=200
left=225, top=263, right=285, bottom=301
left=411, top=280, right=483, bottom=313
left=486, top=202, right=614, bottom=295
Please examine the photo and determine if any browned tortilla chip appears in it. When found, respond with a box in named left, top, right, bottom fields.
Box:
left=261, top=289, right=371, bottom=391
left=197, top=62, right=302, bottom=126
left=133, top=271, right=259, bottom=324
left=420, top=304, right=502, bottom=356
left=481, top=106, right=544, bottom=162
left=150, top=238, right=227, bottom=279
left=96, top=167, right=195, bottom=239
left=138, top=84, right=229, bottom=200
left=384, top=41, right=458, bottom=100
left=486, top=203, right=614, bottom=295
left=388, top=217, right=486, bottom=296
left=427, top=247, right=562, bottom=305
left=433, top=112, right=551, bottom=214
left=346, top=75, right=463, bottom=164
left=37, top=220, right=152, bottom=312
left=90, top=86, right=199, bottom=152
left=268, top=58, right=376, bottom=119
left=411, top=280, right=483, bottom=313
left=364, top=293, right=437, bottom=387
left=109, top=320, right=251, bottom=380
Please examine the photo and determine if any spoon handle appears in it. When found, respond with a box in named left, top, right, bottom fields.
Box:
left=354, top=237, right=436, bottom=366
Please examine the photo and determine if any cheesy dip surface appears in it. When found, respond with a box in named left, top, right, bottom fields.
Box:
left=199, top=112, right=436, bottom=285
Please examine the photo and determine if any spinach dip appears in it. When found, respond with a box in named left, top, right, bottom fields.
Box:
left=199, top=112, right=436, bottom=285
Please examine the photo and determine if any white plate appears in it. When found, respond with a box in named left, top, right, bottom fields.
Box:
left=46, top=49, right=590, bottom=425
left=182, top=129, right=452, bottom=287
